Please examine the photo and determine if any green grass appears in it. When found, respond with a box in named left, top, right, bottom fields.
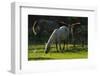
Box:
left=28, top=44, right=88, bottom=61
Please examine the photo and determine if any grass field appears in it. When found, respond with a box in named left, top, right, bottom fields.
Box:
left=28, top=44, right=88, bottom=61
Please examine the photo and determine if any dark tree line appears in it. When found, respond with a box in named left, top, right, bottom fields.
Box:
left=28, top=15, right=88, bottom=46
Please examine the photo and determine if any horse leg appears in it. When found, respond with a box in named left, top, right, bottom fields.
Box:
left=56, top=41, right=59, bottom=52
left=59, top=44, right=61, bottom=52
left=63, top=41, right=65, bottom=52
left=66, top=40, right=68, bottom=51
left=79, top=36, right=84, bottom=48
left=60, top=42, right=64, bottom=53
left=58, top=42, right=61, bottom=52
left=73, top=38, right=76, bottom=48
left=81, top=39, right=84, bottom=48
left=71, top=32, right=75, bottom=47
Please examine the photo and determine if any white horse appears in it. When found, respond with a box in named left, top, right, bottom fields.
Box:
left=45, top=26, right=69, bottom=53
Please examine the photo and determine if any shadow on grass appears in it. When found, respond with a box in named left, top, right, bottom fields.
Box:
left=28, top=57, right=54, bottom=60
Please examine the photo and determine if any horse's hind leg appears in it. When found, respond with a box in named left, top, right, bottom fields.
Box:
left=66, top=43, right=68, bottom=52
left=63, top=41, right=65, bottom=52
left=73, top=38, right=76, bottom=47
left=58, top=43, right=61, bottom=52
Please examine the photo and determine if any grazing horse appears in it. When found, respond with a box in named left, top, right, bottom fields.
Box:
left=70, top=22, right=81, bottom=47
left=70, top=22, right=87, bottom=47
left=45, top=26, right=69, bottom=53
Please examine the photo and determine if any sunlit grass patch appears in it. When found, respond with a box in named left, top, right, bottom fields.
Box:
left=28, top=44, right=88, bottom=61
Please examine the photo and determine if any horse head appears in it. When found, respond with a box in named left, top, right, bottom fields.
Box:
left=45, top=43, right=50, bottom=54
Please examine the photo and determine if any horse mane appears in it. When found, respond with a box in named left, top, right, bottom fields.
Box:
left=45, top=29, right=58, bottom=51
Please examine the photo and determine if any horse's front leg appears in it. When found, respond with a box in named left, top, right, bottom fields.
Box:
left=55, top=41, right=59, bottom=52
left=71, top=32, right=75, bottom=47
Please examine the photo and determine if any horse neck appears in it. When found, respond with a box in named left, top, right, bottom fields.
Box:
left=46, top=34, right=54, bottom=47
left=46, top=29, right=57, bottom=47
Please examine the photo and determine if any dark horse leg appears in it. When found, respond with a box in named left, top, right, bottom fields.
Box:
left=82, top=36, right=86, bottom=48
left=73, top=40, right=75, bottom=47
left=66, top=39, right=68, bottom=51
left=73, top=38, right=76, bottom=47
left=81, top=39, right=84, bottom=48
left=62, top=41, right=65, bottom=52
left=72, top=33, right=76, bottom=47
left=58, top=42, right=61, bottom=52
